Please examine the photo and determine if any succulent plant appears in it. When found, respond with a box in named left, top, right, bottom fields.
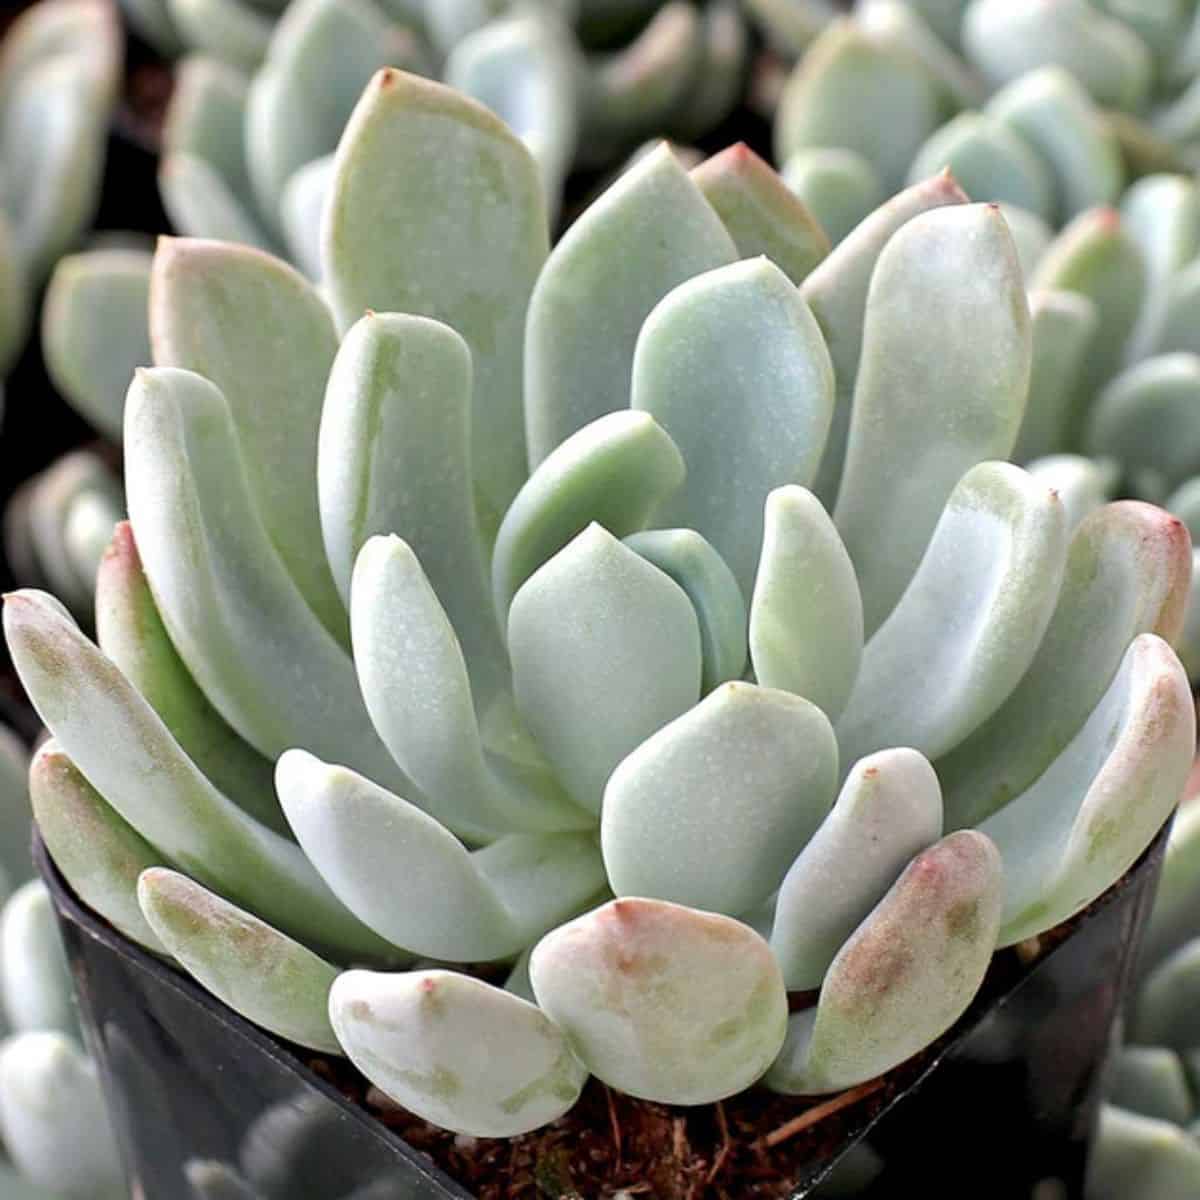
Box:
left=0, top=0, right=121, bottom=387
left=7, top=69, right=1195, bottom=1148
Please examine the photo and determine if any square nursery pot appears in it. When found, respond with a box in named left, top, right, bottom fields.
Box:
left=37, top=824, right=1169, bottom=1200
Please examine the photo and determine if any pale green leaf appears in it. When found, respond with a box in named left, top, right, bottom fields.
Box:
left=531, top=898, right=788, bottom=1104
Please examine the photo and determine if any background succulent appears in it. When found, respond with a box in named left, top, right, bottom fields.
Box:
left=0, top=728, right=126, bottom=1199
left=7, top=70, right=1195, bottom=1149
left=0, top=0, right=121, bottom=388
left=1080, top=789, right=1200, bottom=1200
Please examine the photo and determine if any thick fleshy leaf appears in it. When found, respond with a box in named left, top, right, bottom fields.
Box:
left=578, top=3, right=702, bottom=155
left=632, top=257, right=835, bottom=600
left=780, top=147, right=883, bottom=247
left=330, top=969, right=586, bottom=1138
left=670, top=0, right=748, bottom=143
left=939, top=501, right=1190, bottom=830
left=1121, top=174, right=1200, bottom=365
left=1086, top=355, right=1200, bottom=496
left=158, top=153, right=276, bottom=252
left=319, top=313, right=505, bottom=706
left=138, top=868, right=341, bottom=1052
left=1012, top=290, right=1100, bottom=463
left=445, top=9, right=580, bottom=223
left=1025, top=455, right=1118, bottom=531
left=1107, top=1047, right=1193, bottom=1126
left=350, top=536, right=588, bottom=839
left=245, top=0, right=426, bottom=238
left=278, top=752, right=604, bottom=961
left=1136, top=938, right=1200, bottom=1050
left=691, top=144, right=829, bottom=284
left=1158, top=258, right=1200, bottom=358
left=508, top=525, right=701, bottom=813
left=0, top=726, right=30, bottom=891
left=980, top=634, right=1194, bottom=946
left=325, top=69, right=547, bottom=534
left=750, top=485, right=862, bottom=721
left=906, top=113, right=1054, bottom=222
left=95, top=522, right=284, bottom=835
left=164, top=0, right=271, bottom=71
left=602, top=683, right=837, bottom=916
left=1167, top=478, right=1200, bottom=542
left=492, top=411, right=685, bottom=622
left=0, top=1033, right=124, bottom=1200
left=40, top=248, right=151, bottom=441
left=774, top=21, right=941, bottom=194
left=1, top=50, right=114, bottom=283
left=767, top=830, right=1003, bottom=1095
left=624, top=529, right=747, bottom=691
left=1031, top=209, right=1147, bottom=444
left=0, top=882, right=74, bottom=1036
left=25, top=450, right=121, bottom=617
left=963, top=0, right=1151, bottom=112
left=63, top=481, right=121, bottom=600
left=743, top=0, right=836, bottom=56
left=30, top=740, right=165, bottom=956
left=986, top=68, right=1124, bottom=224
left=1143, top=798, right=1200, bottom=972
left=856, top=0, right=980, bottom=110
left=800, top=171, right=967, bottom=509
left=531, top=898, right=788, bottom=1104
left=279, top=153, right=334, bottom=280
left=162, top=54, right=256, bottom=217
left=525, top=143, right=735, bottom=465
left=772, top=749, right=943, bottom=991
left=3, top=591, right=396, bottom=963
left=124, top=368, right=404, bottom=790
left=998, top=202, right=1052, bottom=278
left=838, top=463, right=1066, bottom=766
left=276, top=749, right=520, bottom=960
left=833, top=205, right=1032, bottom=634
left=151, top=238, right=344, bottom=640
left=1088, top=1106, right=1200, bottom=1200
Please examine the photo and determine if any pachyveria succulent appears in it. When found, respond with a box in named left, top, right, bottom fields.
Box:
left=0, top=0, right=120, bottom=387
left=8, top=69, right=1195, bottom=1142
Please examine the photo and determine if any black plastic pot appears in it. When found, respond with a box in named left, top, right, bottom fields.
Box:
left=38, top=824, right=1169, bottom=1200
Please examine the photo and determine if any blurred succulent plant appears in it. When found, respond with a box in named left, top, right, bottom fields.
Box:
left=7, top=69, right=1195, bottom=1145
left=1083, top=791, right=1200, bottom=1200
left=0, top=729, right=126, bottom=1199
left=4, top=448, right=124, bottom=622
left=0, top=0, right=121, bottom=389
left=770, top=0, right=1200, bottom=251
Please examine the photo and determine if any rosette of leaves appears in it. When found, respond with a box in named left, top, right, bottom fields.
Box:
left=0, top=0, right=121, bottom=387
left=7, top=70, right=1195, bottom=1142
